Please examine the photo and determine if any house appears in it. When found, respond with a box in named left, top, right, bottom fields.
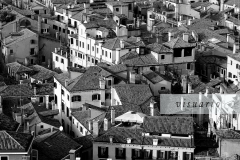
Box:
left=0, top=130, right=34, bottom=160
left=74, top=135, right=94, bottom=160
left=6, top=62, right=32, bottom=81
left=29, top=65, right=57, bottom=83
left=12, top=102, right=61, bottom=136
left=33, top=130, right=82, bottom=160
left=93, top=116, right=195, bottom=160
left=226, top=52, right=240, bottom=82
left=2, top=28, right=39, bottom=65
left=53, top=66, right=125, bottom=135
left=71, top=103, right=106, bottom=138
left=142, top=70, right=172, bottom=95
left=52, top=46, right=69, bottom=72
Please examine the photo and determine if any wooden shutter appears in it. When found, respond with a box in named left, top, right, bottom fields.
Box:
left=191, top=153, right=194, bottom=160
left=150, top=150, right=153, bottom=159
left=98, top=94, right=101, bottom=100
left=106, top=147, right=109, bottom=157
left=123, top=148, right=126, bottom=158
left=165, top=151, right=168, bottom=159
left=183, top=152, right=186, bottom=160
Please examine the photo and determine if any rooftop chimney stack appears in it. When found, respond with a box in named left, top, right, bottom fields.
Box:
left=220, top=0, right=224, bottom=11
left=111, top=108, right=115, bottom=125
left=104, top=118, right=108, bottom=131
left=65, top=79, right=69, bottom=87
left=183, top=33, right=189, bottom=42
left=69, top=149, right=76, bottom=160
left=168, top=32, right=172, bottom=42
left=38, top=16, right=41, bottom=34
left=92, top=120, right=99, bottom=137
left=188, top=82, right=192, bottom=94
left=233, top=43, right=236, bottom=54
left=149, top=98, right=155, bottom=116
left=34, top=87, right=37, bottom=95
left=120, top=39, right=124, bottom=48
left=115, top=48, right=120, bottom=64
left=204, top=87, right=209, bottom=97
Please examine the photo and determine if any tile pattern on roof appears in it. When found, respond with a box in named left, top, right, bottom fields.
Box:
left=6, top=62, right=32, bottom=74
left=163, top=37, right=196, bottom=49
left=30, top=65, right=57, bottom=81
left=143, top=116, right=194, bottom=135
left=147, top=43, right=173, bottom=53
left=0, top=113, right=19, bottom=131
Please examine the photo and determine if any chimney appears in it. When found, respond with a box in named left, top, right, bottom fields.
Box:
left=120, top=39, right=124, bottom=48
left=233, top=43, right=236, bottom=54
left=34, top=87, right=37, bottom=95
left=104, top=118, right=108, bottom=131
left=26, top=121, right=30, bottom=131
left=38, top=16, right=41, bottom=34
left=19, top=80, right=23, bottom=84
left=13, top=21, right=17, bottom=33
left=149, top=98, right=155, bottom=116
left=110, top=108, right=115, bottom=124
left=127, top=66, right=135, bottom=84
left=55, top=48, right=57, bottom=53
left=187, top=19, right=192, bottom=26
left=83, top=3, right=88, bottom=13
left=136, top=17, right=140, bottom=28
left=181, top=96, right=184, bottom=111
left=220, top=0, right=224, bottom=11
left=115, top=48, right=120, bottom=64
left=88, top=121, right=92, bottom=131
left=168, top=32, right=172, bottom=42
left=60, top=50, right=63, bottom=56
left=153, top=139, right=158, bottom=145
left=116, top=26, right=119, bottom=37
left=109, top=136, right=113, bottom=143
left=183, top=33, right=189, bottom=42
left=99, top=77, right=105, bottom=89
left=65, top=79, right=69, bottom=87
left=205, top=87, right=209, bottom=97
left=133, top=18, right=136, bottom=28
left=199, top=92, right=202, bottom=103
left=227, top=34, right=230, bottom=43
left=69, top=149, right=76, bottom=160
left=188, top=82, right=192, bottom=94
left=182, top=75, right=187, bottom=93
left=127, top=138, right=131, bottom=143
left=92, top=120, right=99, bottom=137
left=51, top=126, right=53, bottom=132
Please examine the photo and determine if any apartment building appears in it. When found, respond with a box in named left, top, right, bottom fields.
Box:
left=93, top=116, right=195, bottom=160
left=226, top=52, right=240, bottom=82
left=2, top=28, right=39, bottom=65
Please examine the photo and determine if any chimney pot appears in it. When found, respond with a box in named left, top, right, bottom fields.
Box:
left=104, top=118, right=108, bottom=131
left=65, top=79, right=69, bottom=87
left=183, top=33, right=189, bottom=42
left=34, top=87, right=37, bottom=95
left=168, top=32, right=172, bottom=42
left=127, top=138, right=131, bottom=143
left=111, top=108, right=115, bottom=124
left=233, top=43, right=237, bottom=54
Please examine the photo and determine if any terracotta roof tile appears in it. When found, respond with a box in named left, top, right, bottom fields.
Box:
left=147, top=43, right=173, bottom=53
left=6, top=62, right=32, bottom=74
left=163, top=37, right=196, bottom=49
left=143, top=116, right=194, bottom=135
left=0, top=113, right=20, bottom=131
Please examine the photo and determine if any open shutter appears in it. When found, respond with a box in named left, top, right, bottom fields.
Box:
left=98, top=147, right=101, bottom=157
left=106, top=147, right=109, bottom=157
left=183, top=152, right=186, bottom=160
left=123, top=148, right=126, bottom=158
left=115, top=148, right=118, bottom=158
left=157, top=150, right=160, bottom=159
left=191, top=153, right=194, bottom=160
left=132, top=149, right=135, bottom=158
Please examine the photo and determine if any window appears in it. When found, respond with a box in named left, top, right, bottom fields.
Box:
left=0, top=156, right=8, bottom=160
left=110, top=52, right=111, bottom=58
left=221, top=69, right=223, bottom=74
left=56, top=56, right=58, bottom=61
left=22, top=156, right=30, bottom=160
left=187, top=63, right=191, bottom=69
left=95, top=60, right=98, bottom=64
left=61, top=89, right=65, bottom=95
left=105, top=93, right=111, bottom=99
left=31, top=39, right=35, bottom=44
left=217, top=67, right=220, bottom=73
left=105, top=51, right=107, bottom=57
left=30, top=48, right=35, bottom=55
left=173, top=49, right=182, bottom=57
left=67, top=95, right=69, bottom=101
left=88, top=44, right=90, bottom=50
left=184, top=48, right=192, bottom=57
left=82, top=42, right=84, bottom=48
left=63, top=29, right=65, bottom=33
left=92, top=58, right=94, bottom=63
left=31, top=149, right=38, bottom=160
left=231, top=60, right=233, bottom=65
left=61, top=59, right=64, bottom=64
left=128, top=3, right=132, bottom=10
left=233, top=75, right=237, bottom=78
left=66, top=107, right=69, bottom=117
left=80, top=126, right=83, bottom=133
left=88, top=57, right=90, bottom=61
left=76, top=40, right=78, bottom=46
left=10, top=49, right=13, bottom=54
left=79, top=41, right=81, bottom=47
left=116, top=8, right=119, bottom=11
left=228, top=72, right=232, bottom=78
left=161, top=55, right=165, bottom=59
left=132, top=149, right=141, bottom=158
left=61, top=102, right=65, bottom=112
left=54, top=82, right=57, bottom=88
left=71, top=38, right=73, bottom=44
left=92, top=46, right=94, bottom=51
left=161, top=87, right=166, bottom=90
left=98, top=147, right=108, bottom=158
left=72, top=95, right=81, bottom=102
left=40, top=125, right=44, bottom=128
left=170, top=151, right=178, bottom=160
left=144, top=150, right=152, bottom=159
left=42, top=56, right=45, bottom=62
left=237, top=64, right=239, bottom=69
left=92, top=94, right=100, bottom=100
left=157, top=151, right=164, bottom=159
left=72, top=118, right=74, bottom=124
left=59, top=27, right=61, bottom=32
left=185, top=153, right=192, bottom=160
left=97, top=48, right=99, bottom=53
left=116, top=148, right=126, bottom=159
left=108, top=80, right=111, bottom=86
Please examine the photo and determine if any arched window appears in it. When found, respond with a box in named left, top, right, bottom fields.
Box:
left=72, top=95, right=81, bottom=102
left=92, top=94, right=101, bottom=100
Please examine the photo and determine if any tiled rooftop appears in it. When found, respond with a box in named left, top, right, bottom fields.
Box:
left=147, top=43, right=173, bottom=53
left=163, top=37, right=196, bottom=49
left=6, top=62, right=32, bottom=74
left=74, top=135, right=93, bottom=150
left=114, top=84, right=153, bottom=106
left=29, top=65, right=57, bottom=81
left=33, top=131, right=81, bottom=160
left=142, top=116, right=194, bottom=135
left=102, top=38, right=137, bottom=50
left=0, top=113, right=20, bottom=131
left=216, top=129, right=240, bottom=139
left=94, top=127, right=194, bottom=147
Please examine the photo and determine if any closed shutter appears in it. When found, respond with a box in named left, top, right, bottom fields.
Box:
left=165, top=151, right=168, bottom=159
left=157, top=150, right=160, bottom=158
left=150, top=150, right=153, bottom=159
